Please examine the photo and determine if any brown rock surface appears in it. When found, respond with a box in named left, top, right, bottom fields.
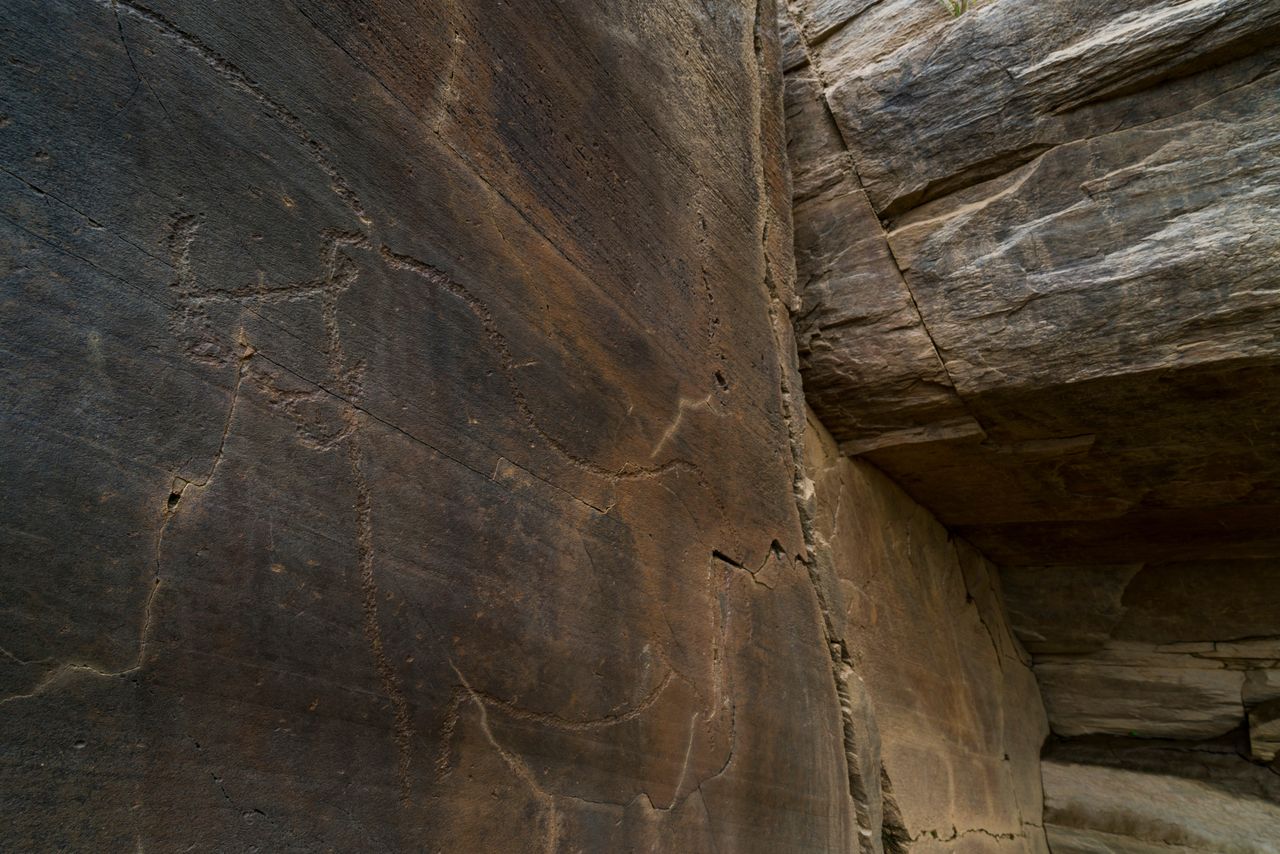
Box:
left=785, top=61, right=977, bottom=455
left=784, top=0, right=1280, bottom=566
left=1042, top=734, right=1280, bottom=853
left=1034, top=643, right=1252, bottom=739
left=785, top=2, right=1280, bottom=829
left=1248, top=698, right=1280, bottom=762
left=0, top=1, right=866, bottom=850
left=1044, top=762, right=1280, bottom=854
left=796, top=0, right=1280, bottom=217
left=805, top=412, right=1050, bottom=853
left=778, top=0, right=1280, bottom=844
left=999, top=565, right=1142, bottom=654
left=8, top=0, right=1270, bottom=845
left=1001, top=562, right=1280, bottom=740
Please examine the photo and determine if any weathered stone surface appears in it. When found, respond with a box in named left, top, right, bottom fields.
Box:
left=1002, top=561, right=1280, bottom=657
left=1245, top=669, right=1280, bottom=705
left=784, top=48, right=977, bottom=455
left=1248, top=698, right=1280, bottom=762
left=869, top=360, right=1280, bottom=566
left=1035, top=644, right=1248, bottom=738
left=781, top=0, right=1280, bottom=838
left=1047, top=731, right=1280, bottom=803
left=0, top=1, right=868, bottom=850
left=778, top=4, right=810, bottom=72
left=784, top=0, right=1280, bottom=567
left=1001, top=561, right=1280, bottom=739
left=1113, top=561, right=1280, bottom=644
left=1042, top=736, right=1280, bottom=853
left=1034, top=638, right=1280, bottom=739
left=885, top=86, right=1280, bottom=396
left=999, top=565, right=1141, bottom=654
left=794, top=0, right=1280, bottom=218
left=805, top=412, right=1049, bottom=852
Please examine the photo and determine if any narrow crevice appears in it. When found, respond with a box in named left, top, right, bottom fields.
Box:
left=761, top=5, right=899, bottom=848
left=879, top=767, right=911, bottom=854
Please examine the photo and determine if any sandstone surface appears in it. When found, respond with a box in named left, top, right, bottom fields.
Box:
left=782, top=1, right=1280, bottom=845
left=0, top=1, right=866, bottom=850
left=6, top=0, right=1277, bottom=848
left=805, top=412, right=1049, bottom=853
left=1042, top=735, right=1280, bottom=853
left=784, top=0, right=1280, bottom=566
left=1001, top=562, right=1280, bottom=740
left=1249, top=699, right=1280, bottom=762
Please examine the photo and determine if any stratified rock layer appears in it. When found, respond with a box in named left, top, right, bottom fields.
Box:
left=1250, top=699, right=1280, bottom=762
left=785, top=56, right=975, bottom=455
left=1001, top=563, right=1280, bottom=744
left=0, top=1, right=861, bottom=850
left=785, top=0, right=1280, bottom=566
left=1042, top=735, right=1280, bottom=853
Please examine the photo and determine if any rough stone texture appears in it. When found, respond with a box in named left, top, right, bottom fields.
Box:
left=1001, top=563, right=1280, bottom=740
left=805, top=412, right=1050, bottom=853
left=1044, top=763, right=1280, bottom=854
left=784, top=0, right=1280, bottom=566
left=999, top=565, right=1142, bottom=655
left=1035, top=643, right=1253, bottom=739
left=800, top=0, right=1280, bottom=217
left=781, top=0, right=1280, bottom=841
left=1249, top=698, right=1280, bottom=762
left=1042, top=735, right=1280, bottom=853
left=784, top=58, right=976, bottom=455
left=1247, top=669, right=1280, bottom=705
left=0, top=1, right=869, bottom=850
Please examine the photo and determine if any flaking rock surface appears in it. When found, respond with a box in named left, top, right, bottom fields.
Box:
left=784, top=0, right=1280, bottom=565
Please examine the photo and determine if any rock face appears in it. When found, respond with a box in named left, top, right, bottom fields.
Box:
left=0, top=1, right=869, bottom=850
left=785, top=53, right=975, bottom=455
left=1044, top=761, right=1280, bottom=853
left=783, top=0, right=1280, bottom=848
left=784, top=0, right=1280, bottom=566
left=1034, top=642, right=1267, bottom=739
left=804, top=413, right=1050, bottom=853
left=1042, top=735, right=1280, bottom=853
left=7, top=0, right=1271, bottom=847
left=1250, top=699, right=1280, bottom=762
left=1001, top=563, right=1280, bottom=745
left=1000, top=559, right=1280, bottom=848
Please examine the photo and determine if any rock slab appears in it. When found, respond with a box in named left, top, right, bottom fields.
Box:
left=1043, top=735, right=1280, bottom=853
left=805, top=412, right=1050, bottom=853
left=784, top=0, right=1280, bottom=567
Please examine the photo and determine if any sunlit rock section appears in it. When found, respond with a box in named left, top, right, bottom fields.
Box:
left=0, top=1, right=862, bottom=850
left=804, top=413, right=1050, bottom=854
left=783, top=0, right=1280, bottom=565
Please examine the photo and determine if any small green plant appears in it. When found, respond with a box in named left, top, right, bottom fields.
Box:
left=937, top=0, right=970, bottom=15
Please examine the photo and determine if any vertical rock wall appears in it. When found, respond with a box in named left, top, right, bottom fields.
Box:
left=804, top=414, right=1051, bottom=853
left=0, top=1, right=865, bottom=850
